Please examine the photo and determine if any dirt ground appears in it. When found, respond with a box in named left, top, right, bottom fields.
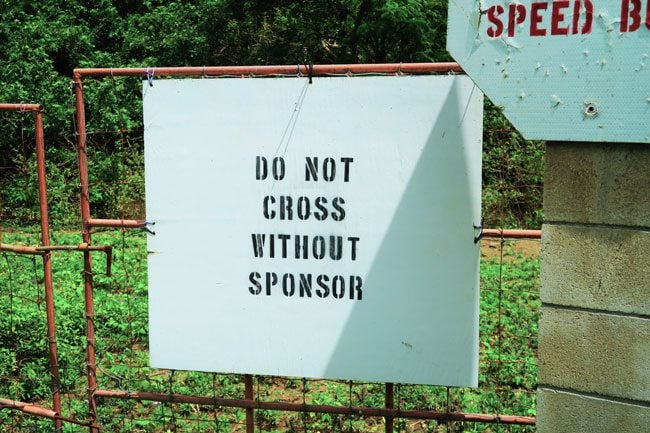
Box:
left=480, top=238, right=541, bottom=261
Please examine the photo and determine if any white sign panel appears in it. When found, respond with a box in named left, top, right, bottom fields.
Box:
left=448, top=0, right=650, bottom=143
left=144, top=76, right=482, bottom=386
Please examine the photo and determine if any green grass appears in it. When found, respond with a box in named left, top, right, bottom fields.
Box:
left=0, top=231, right=539, bottom=432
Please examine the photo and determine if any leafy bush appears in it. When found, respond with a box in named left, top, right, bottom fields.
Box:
left=0, top=0, right=542, bottom=229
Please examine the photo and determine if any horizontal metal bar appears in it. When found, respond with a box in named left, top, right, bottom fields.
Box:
left=83, top=219, right=539, bottom=240
left=35, top=243, right=112, bottom=253
left=0, top=243, right=45, bottom=255
left=482, top=229, right=542, bottom=239
left=86, top=218, right=146, bottom=229
left=74, top=63, right=462, bottom=79
left=37, top=243, right=113, bottom=276
left=1, top=243, right=113, bottom=254
left=0, top=103, right=43, bottom=112
left=0, top=397, right=100, bottom=429
left=0, top=397, right=57, bottom=419
left=94, top=389, right=535, bottom=426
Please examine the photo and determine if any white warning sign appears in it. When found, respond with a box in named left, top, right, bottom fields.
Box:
left=144, top=75, right=483, bottom=386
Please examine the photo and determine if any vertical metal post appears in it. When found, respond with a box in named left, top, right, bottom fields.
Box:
left=73, top=72, right=99, bottom=433
left=385, top=383, right=394, bottom=433
left=34, top=109, right=62, bottom=431
left=244, top=374, right=254, bottom=433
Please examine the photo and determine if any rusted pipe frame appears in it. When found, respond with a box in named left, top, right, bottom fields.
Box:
left=0, top=103, right=43, bottom=112
left=2, top=243, right=113, bottom=253
left=94, top=389, right=535, bottom=426
left=34, top=107, right=63, bottom=431
left=0, top=397, right=102, bottom=429
left=0, top=243, right=112, bottom=276
left=35, top=243, right=112, bottom=253
left=74, top=63, right=462, bottom=79
left=0, top=102, right=63, bottom=428
left=0, top=397, right=56, bottom=419
left=73, top=74, right=100, bottom=433
left=36, top=244, right=113, bottom=277
left=86, top=218, right=147, bottom=229
left=385, top=383, right=394, bottom=433
left=0, top=243, right=45, bottom=255
left=244, top=375, right=254, bottom=433
left=481, top=229, right=541, bottom=239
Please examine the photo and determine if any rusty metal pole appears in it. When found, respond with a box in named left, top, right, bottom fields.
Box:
left=34, top=109, right=63, bottom=432
left=0, top=103, right=43, bottom=111
left=481, top=229, right=541, bottom=239
left=0, top=398, right=101, bottom=429
left=73, top=72, right=99, bottom=433
left=93, top=388, right=536, bottom=425
left=0, top=243, right=45, bottom=255
left=385, top=383, right=394, bottom=433
left=0, top=103, right=63, bottom=432
left=86, top=218, right=146, bottom=229
left=74, top=63, right=462, bottom=79
left=244, top=375, right=254, bottom=433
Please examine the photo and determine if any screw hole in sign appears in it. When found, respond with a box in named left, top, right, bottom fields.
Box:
left=584, top=102, right=598, bottom=117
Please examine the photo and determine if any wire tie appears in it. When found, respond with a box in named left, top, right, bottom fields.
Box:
left=143, top=221, right=156, bottom=236
left=397, top=62, right=403, bottom=75
left=308, top=63, right=314, bottom=84
left=473, top=225, right=483, bottom=243
left=202, top=65, right=207, bottom=78
left=145, top=66, right=156, bottom=87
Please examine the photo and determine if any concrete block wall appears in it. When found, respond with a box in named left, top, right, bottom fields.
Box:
left=538, top=142, right=650, bottom=433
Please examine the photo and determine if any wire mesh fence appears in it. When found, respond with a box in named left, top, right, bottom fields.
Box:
left=1, top=64, right=543, bottom=432
left=0, top=233, right=50, bottom=432
left=44, top=228, right=538, bottom=433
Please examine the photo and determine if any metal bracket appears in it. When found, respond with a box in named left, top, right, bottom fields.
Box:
left=143, top=221, right=156, bottom=236
left=473, top=225, right=483, bottom=244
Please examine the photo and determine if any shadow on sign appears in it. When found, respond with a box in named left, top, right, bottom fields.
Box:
left=323, top=80, right=480, bottom=387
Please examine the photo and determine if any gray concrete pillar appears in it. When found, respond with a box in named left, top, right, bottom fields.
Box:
left=537, top=142, right=650, bottom=432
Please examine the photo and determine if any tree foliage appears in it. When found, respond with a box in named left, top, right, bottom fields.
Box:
left=0, top=0, right=542, bottom=228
